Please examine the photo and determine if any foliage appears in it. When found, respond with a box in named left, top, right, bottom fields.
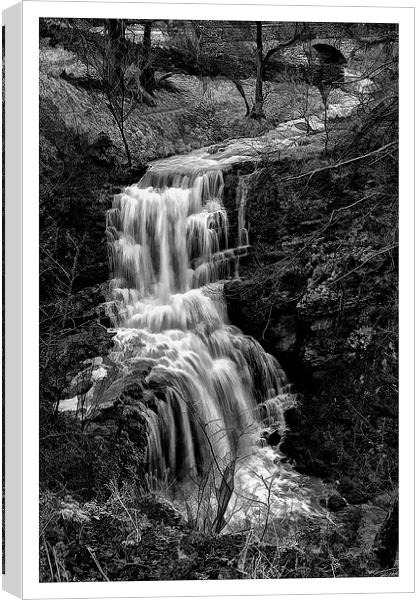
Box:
left=40, top=481, right=395, bottom=581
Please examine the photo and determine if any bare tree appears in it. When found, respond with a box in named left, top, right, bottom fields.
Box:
left=250, top=22, right=303, bottom=119
left=68, top=19, right=151, bottom=168
left=187, top=21, right=252, bottom=117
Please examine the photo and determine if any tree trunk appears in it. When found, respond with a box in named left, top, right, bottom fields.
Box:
left=250, top=22, right=266, bottom=120
left=140, top=21, right=156, bottom=92
left=105, top=19, right=126, bottom=93
left=106, top=94, right=133, bottom=168
left=120, top=126, right=132, bottom=169
left=231, top=78, right=250, bottom=117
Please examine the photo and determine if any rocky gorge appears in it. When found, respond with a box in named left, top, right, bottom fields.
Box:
left=39, top=19, right=398, bottom=581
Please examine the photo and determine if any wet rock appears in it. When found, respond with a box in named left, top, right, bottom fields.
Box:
left=266, top=430, right=282, bottom=447
left=338, top=477, right=369, bottom=505
left=344, top=488, right=369, bottom=505
left=270, top=315, right=297, bottom=352
left=320, top=494, right=347, bottom=512
left=63, top=370, right=93, bottom=398
left=283, top=406, right=300, bottom=428
left=59, top=323, right=114, bottom=374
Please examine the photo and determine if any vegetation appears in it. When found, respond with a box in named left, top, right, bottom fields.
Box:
left=39, top=19, right=399, bottom=582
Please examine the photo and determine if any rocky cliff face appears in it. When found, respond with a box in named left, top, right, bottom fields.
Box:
left=223, top=147, right=398, bottom=504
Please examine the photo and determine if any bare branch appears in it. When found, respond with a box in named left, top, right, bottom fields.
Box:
left=281, top=142, right=398, bottom=183
left=330, top=243, right=398, bottom=285
left=262, top=22, right=301, bottom=67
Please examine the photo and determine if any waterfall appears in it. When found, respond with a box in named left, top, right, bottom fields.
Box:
left=106, top=165, right=288, bottom=475
left=105, top=162, right=320, bottom=530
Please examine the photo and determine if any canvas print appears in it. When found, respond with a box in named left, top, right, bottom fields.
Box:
left=39, top=18, right=398, bottom=582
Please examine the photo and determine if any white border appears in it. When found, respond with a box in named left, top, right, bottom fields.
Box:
left=19, top=1, right=416, bottom=598
left=3, top=3, right=23, bottom=597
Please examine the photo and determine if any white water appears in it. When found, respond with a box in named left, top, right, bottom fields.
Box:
left=104, top=162, right=324, bottom=531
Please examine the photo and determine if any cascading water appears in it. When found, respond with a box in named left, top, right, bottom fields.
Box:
left=104, top=161, right=322, bottom=531
left=236, top=174, right=251, bottom=248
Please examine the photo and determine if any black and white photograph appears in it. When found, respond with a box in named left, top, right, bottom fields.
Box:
left=36, top=15, right=402, bottom=584
left=34, top=13, right=400, bottom=585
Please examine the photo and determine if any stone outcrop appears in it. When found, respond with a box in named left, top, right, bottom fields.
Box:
left=222, top=129, right=398, bottom=502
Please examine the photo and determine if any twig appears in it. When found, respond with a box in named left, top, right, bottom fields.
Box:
left=40, top=247, right=71, bottom=280
left=86, top=546, right=110, bottom=582
left=261, top=302, right=274, bottom=340
left=281, top=142, right=398, bottom=183
left=43, top=537, right=54, bottom=582
left=52, top=546, right=62, bottom=582
left=330, top=244, right=398, bottom=285
left=110, top=483, right=142, bottom=542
